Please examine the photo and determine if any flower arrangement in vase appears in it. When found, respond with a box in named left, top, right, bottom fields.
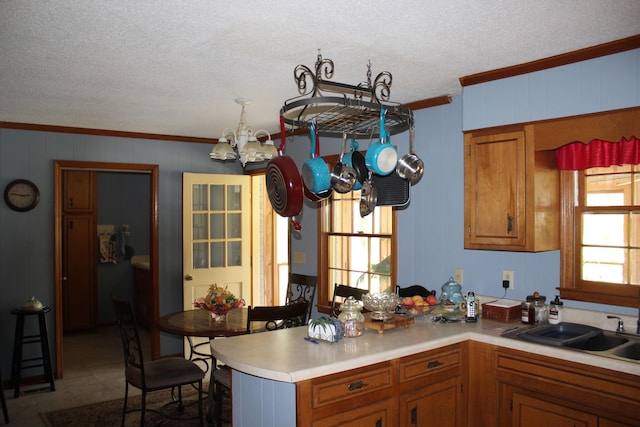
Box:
left=194, top=285, right=245, bottom=321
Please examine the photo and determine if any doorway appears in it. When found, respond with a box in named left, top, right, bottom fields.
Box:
left=54, top=160, right=159, bottom=378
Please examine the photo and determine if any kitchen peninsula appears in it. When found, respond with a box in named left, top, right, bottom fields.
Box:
left=211, top=315, right=640, bottom=427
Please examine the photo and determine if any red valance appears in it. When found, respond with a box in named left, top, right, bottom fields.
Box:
left=555, top=136, right=640, bottom=171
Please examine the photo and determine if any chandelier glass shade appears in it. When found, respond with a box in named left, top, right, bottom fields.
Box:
left=210, top=98, right=275, bottom=167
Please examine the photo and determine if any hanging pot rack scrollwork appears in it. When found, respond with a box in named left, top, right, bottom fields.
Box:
left=280, top=52, right=414, bottom=139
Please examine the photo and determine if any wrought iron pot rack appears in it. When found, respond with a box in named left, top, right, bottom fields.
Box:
left=280, top=53, right=414, bottom=139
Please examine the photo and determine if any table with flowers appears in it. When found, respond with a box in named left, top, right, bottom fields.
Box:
left=156, top=286, right=248, bottom=423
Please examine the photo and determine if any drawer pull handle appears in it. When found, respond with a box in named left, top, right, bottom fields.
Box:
left=348, top=380, right=368, bottom=391
left=427, top=360, right=443, bottom=369
left=507, top=213, right=513, bottom=234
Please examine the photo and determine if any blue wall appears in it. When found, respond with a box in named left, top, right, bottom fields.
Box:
left=1, top=48, right=638, bottom=377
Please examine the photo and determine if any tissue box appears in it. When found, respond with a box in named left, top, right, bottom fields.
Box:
left=482, top=299, right=521, bottom=322
left=308, top=317, right=342, bottom=342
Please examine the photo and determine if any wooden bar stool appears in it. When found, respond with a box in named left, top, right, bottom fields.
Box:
left=10, top=306, right=55, bottom=398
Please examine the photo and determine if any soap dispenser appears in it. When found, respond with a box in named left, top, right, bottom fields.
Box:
left=548, top=295, right=564, bottom=324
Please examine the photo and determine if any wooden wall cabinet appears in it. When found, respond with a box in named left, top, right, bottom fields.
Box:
left=464, top=124, right=559, bottom=251
left=63, top=170, right=95, bottom=212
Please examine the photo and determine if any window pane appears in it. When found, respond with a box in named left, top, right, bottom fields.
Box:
left=210, top=184, right=224, bottom=210
left=193, top=242, right=208, bottom=269
left=582, top=213, right=626, bottom=246
left=192, top=184, right=207, bottom=210
left=193, top=213, right=208, bottom=240
left=631, top=249, right=640, bottom=285
left=227, top=213, right=241, bottom=238
left=585, top=175, right=628, bottom=206
left=210, top=213, right=224, bottom=239
left=227, top=185, right=242, bottom=210
left=227, top=241, right=241, bottom=266
left=582, top=247, right=625, bottom=283
left=631, top=212, right=640, bottom=247
left=210, top=242, right=224, bottom=267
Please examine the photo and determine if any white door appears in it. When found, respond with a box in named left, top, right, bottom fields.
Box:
left=182, top=173, right=252, bottom=357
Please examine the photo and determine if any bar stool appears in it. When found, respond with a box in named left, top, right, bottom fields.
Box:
left=10, top=306, right=55, bottom=398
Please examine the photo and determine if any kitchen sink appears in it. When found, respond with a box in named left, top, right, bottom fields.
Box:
left=501, top=322, right=640, bottom=363
left=613, top=341, right=640, bottom=360
left=565, top=333, right=628, bottom=351
left=514, top=322, right=603, bottom=347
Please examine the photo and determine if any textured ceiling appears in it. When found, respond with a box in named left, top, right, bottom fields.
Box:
left=1, top=1, right=639, bottom=140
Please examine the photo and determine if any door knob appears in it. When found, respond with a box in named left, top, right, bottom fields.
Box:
left=185, top=274, right=193, bottom=281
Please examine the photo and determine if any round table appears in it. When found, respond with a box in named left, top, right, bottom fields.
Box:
left=156, top=308, right=248, bottom=339
left=156, top=308, right=249, bottom=424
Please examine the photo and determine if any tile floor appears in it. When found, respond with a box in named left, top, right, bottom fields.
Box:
left=3, top=325, right=150, bottom=426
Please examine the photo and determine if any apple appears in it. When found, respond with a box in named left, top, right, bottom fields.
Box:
left=426, top=295, right=438, bottom=305
left=402, top=297, right=415, bottom=306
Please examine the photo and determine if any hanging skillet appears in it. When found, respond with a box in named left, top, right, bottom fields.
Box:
left=265, top=116, right=304, bottom=218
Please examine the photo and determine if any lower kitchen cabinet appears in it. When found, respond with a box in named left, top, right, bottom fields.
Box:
left=495, top=348, right=640, bottom=427
left=311, top=397, right=396, bottom=427
left=399, top=376, right=461, bottom=427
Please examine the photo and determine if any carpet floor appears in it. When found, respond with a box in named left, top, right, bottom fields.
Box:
left=40, top=385, right=230, bottom=427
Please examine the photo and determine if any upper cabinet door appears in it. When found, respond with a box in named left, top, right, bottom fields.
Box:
left=464, top=125, right=559, bottom=252
left=63, top=170, right=96, bottom=212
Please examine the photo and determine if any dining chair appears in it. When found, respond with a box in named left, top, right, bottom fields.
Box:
left=112, top=297, right=205, bottom=427
left=396, top=285, right=435, bottom=298
left=212, top=301, right=309, bottom=427
left=330, top=284, right=369, bottom=317
left=285, top=273, right=317, bottom=324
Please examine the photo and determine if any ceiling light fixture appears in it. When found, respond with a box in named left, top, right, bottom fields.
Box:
left=210, top=98, right=278, bottom=167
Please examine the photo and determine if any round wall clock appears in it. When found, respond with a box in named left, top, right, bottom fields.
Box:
left=4, top=179, right=40, bottom=212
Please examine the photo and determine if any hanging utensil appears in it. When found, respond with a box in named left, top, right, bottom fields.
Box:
left=359, top=172, right=377, bottom=217
left=396, top=126, right=424, bottom=185
left=302, top=123, right=332, bottom=201
left=342, top=139, right=365, bottom=190
left=365, top=108, right=398, bottom=176
left=265, top=116, right=304, bottom=218
left=330, top=132, right=357, bottom=194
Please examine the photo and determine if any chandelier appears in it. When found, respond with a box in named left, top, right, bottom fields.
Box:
left=209, top=98, right=278, bottom=167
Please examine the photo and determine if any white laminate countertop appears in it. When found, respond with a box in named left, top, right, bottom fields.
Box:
left=210, top=317, right=640, bottom=383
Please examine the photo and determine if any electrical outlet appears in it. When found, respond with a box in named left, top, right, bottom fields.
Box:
left=454, top=268, right=463, bottom=285
left=502, top=270, right=514, bottom=289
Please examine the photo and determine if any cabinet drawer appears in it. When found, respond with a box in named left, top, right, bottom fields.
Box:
left=399, top=345, right=461, bottom=383
left=311, top=397, right=394, bottom=427
left=310, top=362, right=393, bottom=409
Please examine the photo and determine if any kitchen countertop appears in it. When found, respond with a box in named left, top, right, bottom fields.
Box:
left=210, top=316, right=640, bottom=383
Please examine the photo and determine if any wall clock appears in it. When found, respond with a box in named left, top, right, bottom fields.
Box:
left=4, top=179, right=40, bottom=212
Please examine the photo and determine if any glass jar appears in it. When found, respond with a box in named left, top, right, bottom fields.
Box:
left=338, top=296, right=365, bottom=338
left=521, top=302, right=535, bottom=324
left=526, top=293, right=547, bottom=323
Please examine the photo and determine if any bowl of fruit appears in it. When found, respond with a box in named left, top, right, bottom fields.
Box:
left=400, top=294, right=438, bottom=316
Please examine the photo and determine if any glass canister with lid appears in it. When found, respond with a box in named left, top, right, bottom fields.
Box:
left=526, top=292, right=547, bottom=323
left=338, top=296, right=365, bottom=337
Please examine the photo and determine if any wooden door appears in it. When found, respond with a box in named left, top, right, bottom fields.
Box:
left=62, top=214, right=97, bottom=331
left=398, top=376, right=462, bottom=427
left=511, top=390, right=597, bottom=427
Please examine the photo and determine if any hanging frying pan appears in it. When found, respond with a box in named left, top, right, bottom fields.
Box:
left=265, top=116, right=304, bottom=218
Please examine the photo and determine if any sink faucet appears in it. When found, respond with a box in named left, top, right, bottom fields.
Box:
left=607, top=315, right=625, bottom=332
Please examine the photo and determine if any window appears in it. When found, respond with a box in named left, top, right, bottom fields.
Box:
left=559, top=165, right=640, bottom=307
left=316, top=189, right=397, bottom=312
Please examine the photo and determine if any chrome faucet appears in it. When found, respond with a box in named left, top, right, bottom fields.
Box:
left=607, top=315, right=625, bottom=332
